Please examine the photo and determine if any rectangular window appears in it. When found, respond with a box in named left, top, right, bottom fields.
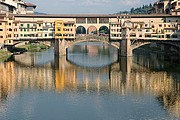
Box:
left=99, top=18, right=109, bottom=23
left=166, top=35, right=170, bottom=38
left=49, top=33, right=53, bottom=36
left=76, top=18, right=86, bottom=24
left=14, top=34, right=18, bottom=37
left=87, top=18, right=97, bottom=24
left=27, top=24, right=30, bottom=28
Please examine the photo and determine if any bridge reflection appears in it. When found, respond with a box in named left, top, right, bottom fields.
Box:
left=0, top=52, right=179, bottom=118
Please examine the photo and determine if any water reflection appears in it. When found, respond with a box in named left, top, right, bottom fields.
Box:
left=0, top=42, right=179, bottom=119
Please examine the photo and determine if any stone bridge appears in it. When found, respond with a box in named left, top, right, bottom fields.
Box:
left=55, top=28, right=180, bottom=57
left=54, top=35, right=120, bottom=55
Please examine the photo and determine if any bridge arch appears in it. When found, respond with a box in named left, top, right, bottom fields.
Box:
left=13, top=41, right=28, bottom=47
left=99, top=26, right=109, bottom=35
left=65, top=40, right=119, bottom=50
left=76, top=26, right=86, bottom=34
left=87, top=26, right=97, bottom=35
left=13, top=41, right=52, bottom=48
left=131, top=40, right=180, bottom=53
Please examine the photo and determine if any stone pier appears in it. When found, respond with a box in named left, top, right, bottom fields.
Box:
left=54, top=39, right=67, bottom=56
left=119, top=27, right=132, bottom=57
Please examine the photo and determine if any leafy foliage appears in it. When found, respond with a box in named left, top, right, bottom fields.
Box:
left=117, top=3, right=153, bottom=14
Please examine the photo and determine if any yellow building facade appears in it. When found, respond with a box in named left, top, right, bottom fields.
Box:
left=55, top=20, right=76, bottom=40
left=0, top=14, right=14, bottom=46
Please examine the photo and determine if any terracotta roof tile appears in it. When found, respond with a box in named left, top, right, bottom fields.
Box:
left=25, top=3, right=36, bottom=8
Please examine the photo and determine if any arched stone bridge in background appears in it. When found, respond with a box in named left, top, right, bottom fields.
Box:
left=12, top=39, right=54, bottom=48
left=10, top=34, right=180, bottom=57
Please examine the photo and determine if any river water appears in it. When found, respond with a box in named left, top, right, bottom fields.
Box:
left=0, top=42, right=179, bottom=120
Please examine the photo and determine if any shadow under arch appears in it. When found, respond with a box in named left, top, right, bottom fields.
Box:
left=132, top=40, right=180, bottom=52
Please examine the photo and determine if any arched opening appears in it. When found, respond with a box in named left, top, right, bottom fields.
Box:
left=99, top=26, right=109, bottom=36
left=132, top=42, right=180, bottom=56
left=76, top=26, right=86, bottom=34
left=87, top=26, right=97, bottom=35
left=66, top=41, right=119, bottom=67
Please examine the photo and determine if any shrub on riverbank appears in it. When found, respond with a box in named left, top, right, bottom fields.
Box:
left=0, top=50, right=12, bottom=61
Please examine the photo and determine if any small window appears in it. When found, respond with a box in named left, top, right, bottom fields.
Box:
left=27, top=24, right=30, bottom=28
left=166, top=35, right=170, bottom=38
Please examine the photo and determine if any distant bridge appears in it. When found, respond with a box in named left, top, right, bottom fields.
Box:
left=12, top=38, right=55, bottom=47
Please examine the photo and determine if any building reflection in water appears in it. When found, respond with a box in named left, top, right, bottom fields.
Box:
left=0, top=43, right=179, bottom=118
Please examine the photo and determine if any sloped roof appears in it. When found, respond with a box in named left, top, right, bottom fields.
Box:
left=24, top=3, right=36, bottom=8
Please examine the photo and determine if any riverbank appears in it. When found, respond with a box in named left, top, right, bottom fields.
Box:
left=0, top=50, right=12, bottom=61
left=16, top=43, right=50, bottom=52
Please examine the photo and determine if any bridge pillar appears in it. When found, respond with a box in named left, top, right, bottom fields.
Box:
left=54, top=39, right=67, bottom=56
left=119, top=27, right=132, bottom=57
